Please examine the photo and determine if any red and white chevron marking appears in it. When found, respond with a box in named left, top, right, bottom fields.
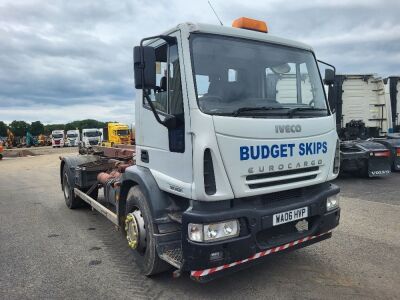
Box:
left=190, top=231, right=331, bottom=278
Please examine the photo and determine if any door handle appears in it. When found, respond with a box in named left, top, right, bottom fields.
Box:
left=141, top=150, right=149, bottom=163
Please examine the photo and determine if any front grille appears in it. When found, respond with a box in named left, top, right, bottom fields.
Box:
left=89, top=140, right=98, bottom=145
left=246, top=166, right=320, bottom=189
left=248, top=175, right=317, bottom=189
left=247, top=166, right=319, bottom=181
left=234, top=187, right=304, bottom=209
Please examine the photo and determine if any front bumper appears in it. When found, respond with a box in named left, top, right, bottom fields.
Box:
left=181, top=183, right=340, bottom=277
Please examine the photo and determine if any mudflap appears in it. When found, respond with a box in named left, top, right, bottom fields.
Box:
left=393, top=156, right=400, bottom=171
left=368, top=157, right=391, bottom=177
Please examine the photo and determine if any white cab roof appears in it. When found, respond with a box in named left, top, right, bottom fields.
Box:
left=160, top=22, right=314, bottom=52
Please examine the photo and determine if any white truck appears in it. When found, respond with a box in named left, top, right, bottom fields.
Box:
left=60, top=17, right=340, bottom=281
left=327, top=74, right=399, bottom=175
left=51, top=130, right=65, bottom=148
left=66, top=130, right=80, bottom=147
left=81, top=128, right=102, bottom=147
left=385, top=76, right=400, bottom=133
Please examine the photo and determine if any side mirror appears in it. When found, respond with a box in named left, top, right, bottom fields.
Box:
left=134, top=46, right=156, bottom=89
left=324, top=69, right=335, bottom=85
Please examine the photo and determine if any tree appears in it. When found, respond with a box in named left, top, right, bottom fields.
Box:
left=30, top=121, right=45, bottom=136
left=0, top=121, right=8, bottom=137
left=9, top=120, right=30, bottom=137
left=44, top=124, right=65, bottom=135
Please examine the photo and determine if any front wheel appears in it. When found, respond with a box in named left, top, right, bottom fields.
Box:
left=125, top=186, right=170, bottom=276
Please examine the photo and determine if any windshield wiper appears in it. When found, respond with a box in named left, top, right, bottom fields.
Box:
left=287, top=107, right=327, bottom=118
left=232, top=106, right=284, bottom=117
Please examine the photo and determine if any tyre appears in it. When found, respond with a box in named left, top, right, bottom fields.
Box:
left=125, top=186, right=170, bottom=276
left=0, top=153, right=3, bottom=160
left=62, top=166, right=99, bottom=209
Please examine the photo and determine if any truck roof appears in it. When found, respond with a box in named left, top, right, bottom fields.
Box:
left=160, top=22, right=314, bottom=52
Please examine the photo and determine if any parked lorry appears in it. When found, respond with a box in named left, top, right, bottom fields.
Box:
left=101, top=122, right=130, bottom=147
left=60, top=18, right=340, bottom=281
left=81, top=128, right=102, bottom=147
left=51, top=130, right=65, bottom=148
left=377, top=76, right=400, bottom=170
left=66, top=130, right=80, bottom=147
left=327, top=74, right=398, bottom=175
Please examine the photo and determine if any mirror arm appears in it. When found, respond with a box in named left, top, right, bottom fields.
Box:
left=143, top=91, right=166, bottom=126
left=317, top=59, right=336, bottom=73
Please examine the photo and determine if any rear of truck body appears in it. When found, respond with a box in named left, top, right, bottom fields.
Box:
left=380, top=76, right=400, bottom=170
left=328, top=74, right=394, bottom=176
left=60, top=19, right=340, bottom=281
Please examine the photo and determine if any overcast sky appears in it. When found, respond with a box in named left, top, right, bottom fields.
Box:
left=1, top=0, right=399, bottom=124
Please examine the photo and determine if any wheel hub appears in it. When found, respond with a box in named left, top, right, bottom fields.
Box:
left=63, top=174, right=70, bottom=199
left=125, top=210, right=146, bottom=251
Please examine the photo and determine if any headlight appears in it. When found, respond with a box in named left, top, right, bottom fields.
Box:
left=188, top=220, right=240, bottom=243
left=326, top=194, right=340, bottom=211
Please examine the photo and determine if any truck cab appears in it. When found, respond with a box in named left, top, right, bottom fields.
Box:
left=81, top=128, right=102, bottom=147
left=101, top=122, right=130, bottom=147
left=51, top=130, right=65, bottom=148
left=328, top=74, right=398, bottom=175
left=66, top=130, right=80, bottom=147
left=385, top=76, right=400, bottom=133
left=61, top=18, right=340, bottom=281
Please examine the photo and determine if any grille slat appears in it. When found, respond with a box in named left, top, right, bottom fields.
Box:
left=246, top=167, right=320, bottom=189
left=248, top=174, right=317, bottom=189
left=247, top=166, right=319, bottom=181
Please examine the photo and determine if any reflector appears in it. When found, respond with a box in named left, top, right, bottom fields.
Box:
left=373, top=151, right=390, bottom=157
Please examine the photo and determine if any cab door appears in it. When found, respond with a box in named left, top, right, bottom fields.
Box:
left=135, top=30, right=193, bottom=198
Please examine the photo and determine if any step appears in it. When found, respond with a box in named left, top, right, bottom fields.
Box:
left=159, top=245, right=183, bottom=269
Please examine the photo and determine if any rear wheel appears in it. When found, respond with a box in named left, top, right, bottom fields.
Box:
left=62, top=167, right=82, bottom=209
left=125, top=186, right=170, bottom=276
left=62, top=167, right=98, bottom=208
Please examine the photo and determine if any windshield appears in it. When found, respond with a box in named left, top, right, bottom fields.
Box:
left=52, top=134, right=63, bottom=139
left=116, top=129, right=129, bottom=136
left=190, top=34, right=328, bottom=118
left=67, top=133, right=78, bottom=138
left=84, top=131, right=101, bottom=137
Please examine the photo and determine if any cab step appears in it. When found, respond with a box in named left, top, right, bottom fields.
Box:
left=159, top=244, right=183, bottom=269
